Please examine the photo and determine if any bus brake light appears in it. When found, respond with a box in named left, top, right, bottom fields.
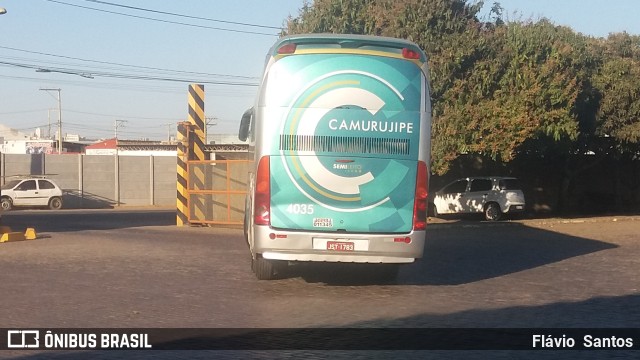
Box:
left=254, top=156, right=271, bottom=225
left=402, top=48, right=421, bottom=60
left=277, top=43, right=297, bottom=54
left=413, top=161, right=428, bottom=231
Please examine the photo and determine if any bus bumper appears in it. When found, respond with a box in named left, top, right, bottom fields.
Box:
left=253, top=226, right=426, bottom=264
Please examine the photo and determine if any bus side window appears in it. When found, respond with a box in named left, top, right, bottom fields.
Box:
left=238, top=107, right=253, bottom=142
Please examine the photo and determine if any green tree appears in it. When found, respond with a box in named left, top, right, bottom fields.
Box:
left=593, top=33, right=640, bottom=152
left=285, top=1, right=587, bottom=174
left=285, top=0, right=379, bottom=35
left=286, top=0, right=489, bottom=173
left=432, top=19, right=593, bottom=174
left=284, top=1, right=640, bottom=212
left=588, top=33, right=640, bottom=211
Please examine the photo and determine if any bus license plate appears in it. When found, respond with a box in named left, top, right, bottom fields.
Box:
left=327, top=241, right=354, bottom=252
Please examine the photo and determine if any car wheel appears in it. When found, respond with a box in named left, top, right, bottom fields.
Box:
left=1, top=197, right=13, bottom=211
left=484, top=202, right=502, bottom=221
left=48, top=197, right=63, bottom=210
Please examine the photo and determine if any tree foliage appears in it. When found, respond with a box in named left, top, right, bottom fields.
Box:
left=593, top=33, right=640, bottom=152
left=284, top=0, right=640, bottom=175
left=433, top=20, right=591, bottom=172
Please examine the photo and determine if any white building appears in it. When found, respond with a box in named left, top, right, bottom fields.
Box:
left=0, top=124, right=56, bottom=154
left=2, top=139, right=55, bottom=154
left=85, top=139, right=177, bottom=156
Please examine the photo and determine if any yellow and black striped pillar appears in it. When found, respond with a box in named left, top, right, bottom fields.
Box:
left=176, top=121, right=190, bottom=226
left=188, top=84, right=207, bottom=222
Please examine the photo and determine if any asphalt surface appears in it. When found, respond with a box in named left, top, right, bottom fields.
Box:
left=0, top=209, right=638, bottom=359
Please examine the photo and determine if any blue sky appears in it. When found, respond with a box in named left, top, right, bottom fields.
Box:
left=481, top=0, right=639, bottom=37
left=0, top=0, right=639, bottom=141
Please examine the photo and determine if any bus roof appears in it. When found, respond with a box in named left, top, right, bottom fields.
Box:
left=271, top=33, right=427, bottom=63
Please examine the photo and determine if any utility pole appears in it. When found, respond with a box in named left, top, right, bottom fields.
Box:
left=113, top=119, right=127, bottom=207
left=114, top=119, right=127, bottom=140
left=205, top=116, right=217, bottom=144
left=40, top=88, right=62, bottom=154
left=164, top=123, right=174, bottom=142
left=47, top=109, right=54, bottom=139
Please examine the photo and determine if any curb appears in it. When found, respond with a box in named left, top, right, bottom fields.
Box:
left=0, top=227, right=38, bottom=243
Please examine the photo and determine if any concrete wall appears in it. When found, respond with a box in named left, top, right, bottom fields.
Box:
left=153, top=156, right=177, bottom=206
left=2, top=154, right=40, bottom=177
left=81, top=155, right=116, bottom=208
left=0, top=153, right=179, bottom=208
left=119, top=156, right=151, bottom=206
left=46, top=154, right=87, bottom=208
left=0, top=154, right=251, bottom=225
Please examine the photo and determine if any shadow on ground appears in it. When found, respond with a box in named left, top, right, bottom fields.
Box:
left=2, top=209, right=175, bottom=233
left=283, top=223, right=617, bottom=286
left=9, top=294, right=638, bottom=359
left=63, top=190, right=117, bottom=209
left=5, top=221, right=634, bottom=359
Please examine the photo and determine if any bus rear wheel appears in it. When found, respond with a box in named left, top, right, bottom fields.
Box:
left=252, top=255, right=284, bottom=280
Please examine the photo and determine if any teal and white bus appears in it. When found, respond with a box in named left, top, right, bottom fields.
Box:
left=239, top=34, right=432, bottom=280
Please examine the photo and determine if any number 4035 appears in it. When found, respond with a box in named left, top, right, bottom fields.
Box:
left=286, top=203, right=314, bottom=215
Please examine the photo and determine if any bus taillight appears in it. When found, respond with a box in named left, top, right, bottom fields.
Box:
left=402, top=48, right=421, bottom=60
left=254, top=156, right=271, bottom=226
left=413, top=161, right=428, bottom=231
left=277, top=43, right=297, bottom=54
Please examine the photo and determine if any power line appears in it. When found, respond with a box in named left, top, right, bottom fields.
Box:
left=83, top=0, right=282, bottom=30
left=0, top=109, right=49, bottom=115
left=0, top=45, right=259, bottom=80
left=0, top=124, right=51, bottom=132
left=64, top=122, right=165, bottom=137
left=63, top=122, right=168, bottom=137
left=0, top=60, right=259, bottom=86
left=65, top=110, right=181, bottom=121
left=44, top=0, right=279, bottom=36
left=0, top=73, right=256, bottom=97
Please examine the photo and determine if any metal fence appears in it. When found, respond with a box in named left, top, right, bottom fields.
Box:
left=187, top=159, right=251, bottom=225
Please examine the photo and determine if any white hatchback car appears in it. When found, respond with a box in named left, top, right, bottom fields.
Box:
left=431, top=177, right=526, bottom=221
left=1, top=176, right=64, bottom=210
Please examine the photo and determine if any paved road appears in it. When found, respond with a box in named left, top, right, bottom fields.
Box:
left=2, top=208, right=176, bottom=233
left=0, top=210, right=638, bottom=359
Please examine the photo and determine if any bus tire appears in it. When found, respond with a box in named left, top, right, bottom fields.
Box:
left=252, top=255, right=278, bottom=280
left=242, top=218, right=250, bottom=248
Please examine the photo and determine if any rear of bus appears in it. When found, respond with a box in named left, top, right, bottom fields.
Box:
left=240, top=34, right=432, bottom=280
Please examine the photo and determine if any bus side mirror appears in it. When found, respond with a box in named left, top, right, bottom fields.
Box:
left=238, top=107, right=253, bottom=142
